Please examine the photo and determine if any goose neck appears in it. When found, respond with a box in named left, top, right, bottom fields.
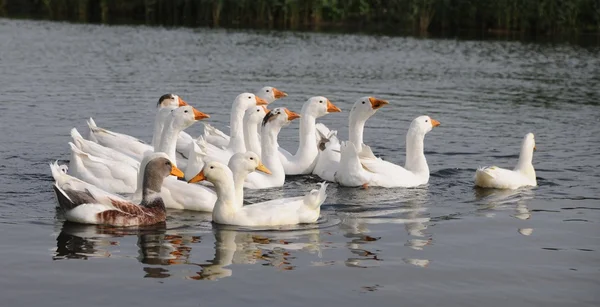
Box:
left=404, top=130, right=428, bottom=174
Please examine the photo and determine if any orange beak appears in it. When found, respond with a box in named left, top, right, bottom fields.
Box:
left=369, top=97, right=389, bottom=110
left=284, top=108, right=301, bottom=121
left=178, top=97, right=189, bottom=107
left=187, top=170, right=206, bottom=183
left=430, top=118, right=441, bottom=127
left=326, top=99, right=341, bottom=113
left=192, top=108, right=210, bottom=120
left=170, top=165, right=185, bottom=179
left=255, top=96, right=268, bottom=106
left=261, top=105, right=269, bottom=113
left=272, top=88, right=288, bottom=99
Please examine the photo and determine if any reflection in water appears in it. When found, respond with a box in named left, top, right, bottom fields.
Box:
left=189, top=227, right=323, bottom=280
left=339, top=188, right=432, bottom=268
left=54, top=222, right=168, bottom=260
left=474, top=187, right=536, bottom=236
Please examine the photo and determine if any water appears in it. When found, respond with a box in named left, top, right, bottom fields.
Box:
left=1, top=18, right=599, bottom=306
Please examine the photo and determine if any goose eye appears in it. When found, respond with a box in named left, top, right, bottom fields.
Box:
left=319, top=100, right=323, bottom=103
left=362, top=101, right=366, bottom=104
left=210, top=166, right=214, bottom=169
left=184, top=110, right=188, bottom=113
left=248, top=96, right=251, bottom=99
left=425, top=119, right=428, bottom=122
left=256, top=109, right=260, bottom=112
left=250, top=157, right=254, bottom=160
left=266, top=90, right=270, bottom=92
left=165, top=161, right=171, bottom=166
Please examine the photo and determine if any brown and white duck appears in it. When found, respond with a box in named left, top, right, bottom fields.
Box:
left=52, top=157, right=184, bottom=227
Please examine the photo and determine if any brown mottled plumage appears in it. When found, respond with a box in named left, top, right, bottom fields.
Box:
left=52, top=157, right=183, bottom=227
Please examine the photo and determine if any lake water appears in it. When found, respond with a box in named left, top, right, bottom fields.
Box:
left=1, top=18, right=599, bottom=306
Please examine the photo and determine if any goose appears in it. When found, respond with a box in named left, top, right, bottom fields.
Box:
left=335, top=115, right=440, bottom=188
left=88, top=94, right=193, bottom=160
left=188, top=161, right=328, bottom=226
left=52, top=156, right=184, bottom=226
left=474, top=133, right=537, bottom=189
left=70, top=106, right=208, bottom=194
left=278, top=96, right=341, bottom=175
left=201, top=93, right=268, bottom=149
left=311, top=97, right=388, bottom=181
left=244, top=108, right=301, bottom=189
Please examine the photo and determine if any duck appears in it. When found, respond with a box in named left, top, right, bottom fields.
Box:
left=244, top=107, right=301, bottom=189
left=52, top=156, right=184, bottom=226
left=70, top=105, right=208, bottom=194
left=335, top=115, right=440, bottom=188
left=278, top=97, right=341, bottom=175
left=311, top=97, right=388, bottom=181
left=243, top=105, right=269, bottom=158
left=201, top=93, right=268, bottom=150
left=188, top=161, right=328, bottom=227
left=474, top=133, right=537, bottom=189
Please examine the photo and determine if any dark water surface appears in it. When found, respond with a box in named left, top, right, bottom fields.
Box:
left=1, top=18, right=599, bottom=306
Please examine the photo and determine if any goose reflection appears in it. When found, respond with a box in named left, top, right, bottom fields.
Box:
left=338, top=187, right=431, bottom=268
left=474, top=187, right=535, bottom=235
left=188, top=226, right=322, bottom=281
left=54, top=221, right=167, bottom=261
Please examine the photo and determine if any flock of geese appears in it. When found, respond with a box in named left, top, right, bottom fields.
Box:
left=50, top=86, right=538, bottom=228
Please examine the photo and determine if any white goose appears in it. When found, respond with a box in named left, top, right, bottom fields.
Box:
left=474, top=133, right=537, bottom=189
left=255, top=86, right=288, bottom=104
left=70, top=106, right=208, bottom=194
left=335, top=115, right=440, bottom=188
left=244, top=107, right=301, bottom=189
left=311, top=97, right=388, bottom=181
left=278, top=97, right=341, bottom=175
left=188, top=161, right=328, bottom=227
left=88, top=94, right=195, bottom=160
left=71, top=128, right=140, bottom=169
left=201, top=93, right=268, bottom=150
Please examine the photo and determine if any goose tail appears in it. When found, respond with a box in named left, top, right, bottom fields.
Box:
left=304, top=182, right=329, bottom=210
left=474, top=166, right=496, bottom=187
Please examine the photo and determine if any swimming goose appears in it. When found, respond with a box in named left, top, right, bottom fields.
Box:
left=52, top=156, right=183, bottom=226
left=311, top=97, right=388, bottom=181
left=278, top=96, right=341, bottom=175
left=188, top=161, right=328, bottom=227
left=335, top=115, right=440, bottom=188
left=201, top=93, right=268, bottom=149
left=474, top=133, right=537, bottom=189
left=88, top=94, right=193, bottom=160
left=244, top=108, right=301, bottom=189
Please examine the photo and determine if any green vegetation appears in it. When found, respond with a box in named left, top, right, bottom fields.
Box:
left=2, top=0, right=599, bottom=34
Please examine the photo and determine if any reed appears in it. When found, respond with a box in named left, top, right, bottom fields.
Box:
left=2, top=0, right=599, bottom=34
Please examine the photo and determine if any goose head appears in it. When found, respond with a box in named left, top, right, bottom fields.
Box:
left=157, top=94, right=188, bottom=108
left=255, top=86, right=288, bottom=104
left=522, top=133, right=536, bottom=153
left=349, top=96, right=388, bottom=122
left=262, top=107, right=301, bottom=128
left=301, top=96, right=341, bottom=118
left=408, top=115, right=441, bottom=136
left=233, top=93, right=268, bottom=111
left=169, top=105, right=210, bottom=130
left=244, top=105, right=269, bottom=125
left=144, top=157, right=184, bottom=192
left=228, top=151, right=272, bottom=176
left=187, top=161, right=231, bottom=185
